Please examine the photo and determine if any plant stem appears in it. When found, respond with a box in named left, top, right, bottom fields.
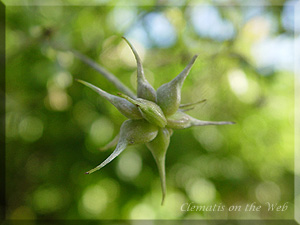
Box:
left=70, top=50, right=136, bottom=98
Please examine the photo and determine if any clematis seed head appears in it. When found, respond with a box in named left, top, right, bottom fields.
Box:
left=75, top=38, right=235, bottom=204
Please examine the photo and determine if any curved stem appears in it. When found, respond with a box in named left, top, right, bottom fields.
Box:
left=72, top=50, right=136, bottom=99
left=156, top=157, right=166, bottom=205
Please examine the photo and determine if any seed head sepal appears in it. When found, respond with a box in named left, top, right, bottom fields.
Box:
left=167, top=111, right=235, bottom=130
left=118, top=93, right=167, bottom=128
left=157, top=55, right=198, bottom=116
left=77, top=79, right=142, bottom=120
left=86, top=119, right=159, bottom=174
left=146, top=128, right=172, bottom=205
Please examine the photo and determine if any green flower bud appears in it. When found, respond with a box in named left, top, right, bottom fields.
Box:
left=77, top=79, right=142, bottom=120
left=146, top=128, right=171, bottom=205
left=86, top=119, right=158, bottom=174
left=122, top=37, right=157, bottom=102
left=167, top=111, right=235, bottom=130
left=157, top=55, right=198, bottom=116
left=118, top=93, right=167, bottom=128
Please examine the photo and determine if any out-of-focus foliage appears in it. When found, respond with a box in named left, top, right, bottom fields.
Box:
left=5, top=1, right=297, bottom=220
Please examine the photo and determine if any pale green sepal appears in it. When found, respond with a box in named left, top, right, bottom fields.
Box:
left=122, top=37, right=157, bottom=102
left=189, top=117, right=235, bottom=127
left=146, top=128, right=171, bottom=205
left=166, top=111, right=190, bottom=130
left=86, top=141, right=127, bottom=174
left=157, top=55, right=198, bottom=116
left=86, top=119, right=159, bottom=174
left=167, top=111, right=235, bottom=130
left=118, top=93, right=167, bottom=128
left=77, top=79, right=142, bottom=119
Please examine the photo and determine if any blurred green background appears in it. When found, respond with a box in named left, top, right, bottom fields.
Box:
left=5, top=0, right=297, bottom=220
